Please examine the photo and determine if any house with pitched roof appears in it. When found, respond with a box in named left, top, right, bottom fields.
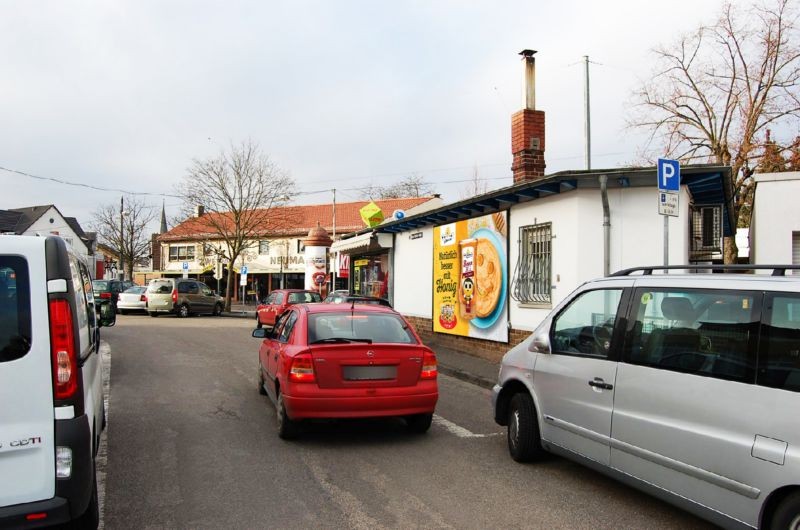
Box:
left=155, top=196, right=443, bottom=299
left=0, top=205, right=96, bottom=271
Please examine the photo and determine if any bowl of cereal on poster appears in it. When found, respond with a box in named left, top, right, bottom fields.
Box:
left=439, top=303, right=457, bottom=329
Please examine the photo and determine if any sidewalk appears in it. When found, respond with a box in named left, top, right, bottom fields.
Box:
left=224, top=303, right=499, bottom=389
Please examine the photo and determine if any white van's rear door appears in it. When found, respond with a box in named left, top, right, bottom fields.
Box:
left=0, top=237, right=56, bottom=506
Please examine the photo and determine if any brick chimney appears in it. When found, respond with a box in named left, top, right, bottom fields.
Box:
left=511, top=50, right=546, bottom=183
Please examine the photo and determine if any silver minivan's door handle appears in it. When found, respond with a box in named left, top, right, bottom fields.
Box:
left=588, top=378, right=613, bottom=390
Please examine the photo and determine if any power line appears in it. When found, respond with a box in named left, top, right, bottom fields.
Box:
left=0, top=166, right=181, bottom=198
left=1, top=145, right=651, bottom=204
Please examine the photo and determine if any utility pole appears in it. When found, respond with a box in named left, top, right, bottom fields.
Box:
left=119, top=196, right=125, bottom=282
left=331, top=188, right=336, bottom=292
left=584, top=55, right=591, bottom=171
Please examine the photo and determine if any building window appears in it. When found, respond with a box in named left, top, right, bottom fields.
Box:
left=259, top=241, right=270, bottom=255
left=168, top=245, right=196, bottom=262
left=511, top=222, right=552, bottom=304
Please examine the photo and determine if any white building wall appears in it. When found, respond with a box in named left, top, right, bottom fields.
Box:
left=507, top=193, right=581, bottom=332
left=392, top=226, right=434, bottom=318
left=391, top=183, right=700, bottom=335
left=23, top=207, right=92, bottom=265
left=751, top=172, right=800, bottom=264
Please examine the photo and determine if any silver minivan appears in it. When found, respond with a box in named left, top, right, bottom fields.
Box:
left=146, top=278, right=223, bottom=318
left=492, top=265, right=800, bottom=530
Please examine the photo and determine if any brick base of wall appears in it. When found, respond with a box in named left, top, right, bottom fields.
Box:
left=404, top=315, right=531, bottom=364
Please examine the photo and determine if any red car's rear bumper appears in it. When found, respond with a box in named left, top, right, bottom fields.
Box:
left=283, top=383, right=438, bottom=420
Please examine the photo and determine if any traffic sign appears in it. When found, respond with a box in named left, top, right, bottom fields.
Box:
left=241, top=266, right=248, bottom=275
left=657, top=158, right=680, bottom=192
left=658, top=192, right=679, bottom=217
left=182, top=262, right=189, bottom=271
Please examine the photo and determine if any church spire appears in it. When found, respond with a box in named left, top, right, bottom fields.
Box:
left=159, top=200, right=168, bottom=234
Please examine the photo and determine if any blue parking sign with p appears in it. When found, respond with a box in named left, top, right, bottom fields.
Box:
left=657, top=158, right=680, bottom=192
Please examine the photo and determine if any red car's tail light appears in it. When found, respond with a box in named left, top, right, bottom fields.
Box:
left=289, top=354, right=316, bottom=383
left=171, top=289, right=178, bottom=304
left=420, top=350, right=438, bottom=380
left=49, top=299, right=78, bottom=400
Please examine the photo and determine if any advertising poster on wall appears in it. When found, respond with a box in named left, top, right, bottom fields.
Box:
left=433, top=212, right=508, bottom=342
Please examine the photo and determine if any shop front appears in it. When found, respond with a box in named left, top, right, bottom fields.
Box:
left=331, top=232, right=394, bottom=303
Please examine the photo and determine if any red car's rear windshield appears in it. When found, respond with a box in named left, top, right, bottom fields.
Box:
left=308, top=312, right=416, bottom=344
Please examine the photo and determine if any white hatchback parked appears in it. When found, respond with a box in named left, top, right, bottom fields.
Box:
left=493, top=265, right=800, bottom=530
left=0, top=236, right=106, bottom=528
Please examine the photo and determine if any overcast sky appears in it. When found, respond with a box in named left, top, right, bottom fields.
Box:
left=0, top=0, right=741, bottom=234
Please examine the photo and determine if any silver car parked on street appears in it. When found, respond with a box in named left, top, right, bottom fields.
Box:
left=493, top=265, right=800, bottom=530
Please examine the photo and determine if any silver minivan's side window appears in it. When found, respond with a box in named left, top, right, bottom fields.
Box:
left=624, top=288, right=758, bottom=383
left=551, top=288, right=622, bottom=358
left=0, top=257, right=31, bottom=362
left=759, top=293, right=800, bottom=392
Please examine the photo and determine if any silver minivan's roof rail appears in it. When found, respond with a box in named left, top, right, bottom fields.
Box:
left=610, top=265, right=800, bottom=277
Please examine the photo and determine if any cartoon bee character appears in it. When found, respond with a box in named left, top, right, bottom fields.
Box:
left=461, top=276, right=475, bottom=315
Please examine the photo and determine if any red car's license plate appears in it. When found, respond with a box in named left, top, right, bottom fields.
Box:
left=342, top=365, right=397, bottom=380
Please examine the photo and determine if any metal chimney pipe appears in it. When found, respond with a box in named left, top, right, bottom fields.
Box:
left=519, top=49, right=537, bottom=110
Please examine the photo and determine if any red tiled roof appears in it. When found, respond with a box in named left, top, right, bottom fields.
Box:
left=159, top=197, right=435, bottom=242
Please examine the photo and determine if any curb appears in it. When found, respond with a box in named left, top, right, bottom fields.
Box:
left=437, top=365, right=495, bottom=389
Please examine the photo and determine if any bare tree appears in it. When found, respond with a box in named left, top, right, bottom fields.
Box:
left=360, top=174, right=436, bottom=200
left=92, top=195, right=157, bottom=280
left=460, top=165, right=488, bottom=200
left=177, top=140, right=295, bottom=311
left=629, top=0, right=800, bottom=262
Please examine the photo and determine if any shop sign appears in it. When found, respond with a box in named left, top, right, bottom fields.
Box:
left=432, top=212, right=508, bottom=342
left=337, top=254, right=350, bottom=278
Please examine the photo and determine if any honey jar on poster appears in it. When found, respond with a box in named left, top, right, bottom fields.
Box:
left=458, top=239, right=477, bottom=320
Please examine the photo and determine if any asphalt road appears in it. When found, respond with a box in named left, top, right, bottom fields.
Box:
left=100, top=314, right=713, bottom=529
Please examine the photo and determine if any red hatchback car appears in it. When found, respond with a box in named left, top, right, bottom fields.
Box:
left=252, top=303, right=438, bottom=439
left=256, top=289, right=322, bottom=328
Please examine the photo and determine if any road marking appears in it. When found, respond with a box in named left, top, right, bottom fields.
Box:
left=432, top=415, right=502, bottom=439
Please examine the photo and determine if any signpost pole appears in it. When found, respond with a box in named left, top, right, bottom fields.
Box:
left=657, top=159, right=680, bottom=271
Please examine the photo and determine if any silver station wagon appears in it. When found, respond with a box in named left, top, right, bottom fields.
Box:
left=492, top=265, right=800, bottom=530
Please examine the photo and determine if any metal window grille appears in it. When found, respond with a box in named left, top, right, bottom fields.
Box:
left=690, top=206, right=722, bottom=252
left=511, top=223, right=552, bottom=304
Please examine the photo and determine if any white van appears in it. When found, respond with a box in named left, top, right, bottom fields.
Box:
left=493, top=265, right=800, bottom=530
left=0, top=236, right=106, bottom=528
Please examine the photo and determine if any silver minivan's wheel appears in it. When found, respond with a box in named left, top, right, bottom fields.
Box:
left=178, top=304, right=190, bottom=318
left=507, top=392, right=547, bottom=462
left=771, top=492, right=800, bottom=530
left=276, top=393, right=299, bottom=440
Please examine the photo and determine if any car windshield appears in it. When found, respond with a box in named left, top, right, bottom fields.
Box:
left=92, top=280, right=109, bottom=291
left=288, top=292, right=322, bottom=304
left=124, top=286, right=146, bottom=294
left=308, top=312, right=415, bottom=344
